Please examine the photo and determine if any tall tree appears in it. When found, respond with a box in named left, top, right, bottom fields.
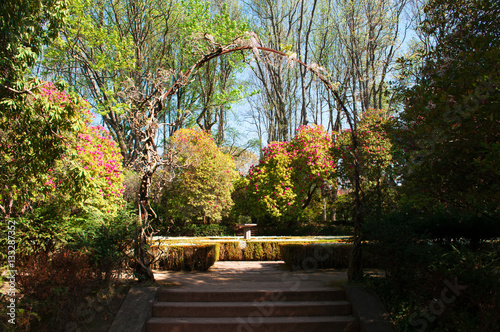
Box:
left=400, top=0, right=500, bottom=217
left=43, top=0, right=248, bottom=164
left=318, top=0, right=407, bottom=116
left=243, top=0, right=408, bottom=145
left=244, top=0, right=319, bottom=143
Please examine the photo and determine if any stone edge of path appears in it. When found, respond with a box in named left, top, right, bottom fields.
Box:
left=344, top=284, right=396, bottom=332
left=108, top=286, right=159, bottom=332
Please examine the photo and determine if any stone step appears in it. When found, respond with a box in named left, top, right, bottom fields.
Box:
left=152, top=300, right=353, bottom=317
left=156, top=287, right=346, bottom=302
left=146, top=316, right=359, bottom=332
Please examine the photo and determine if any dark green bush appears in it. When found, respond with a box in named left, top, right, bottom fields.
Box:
left=280, top=243, right=351, bottom=270
left=280, top=243, right=378, bottom=270
left=157, top=244, right=219, bottom=271
left=363, top=210, right=500, bottom=331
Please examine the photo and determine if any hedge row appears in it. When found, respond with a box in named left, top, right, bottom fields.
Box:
left=152, top=241, right=370, bottom=271
left=218, top=241, right=281, bottom=261
left=280, top=243, right=379, bottom=270
left=153, top=241, right=283, bottom=270
left=156, top=244, right=219, bottom=271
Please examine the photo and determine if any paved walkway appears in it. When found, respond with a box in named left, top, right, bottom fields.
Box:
left=153, top=261, right=349, bottom=290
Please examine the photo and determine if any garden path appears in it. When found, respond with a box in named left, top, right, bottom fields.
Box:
left=153, top=260, right=349, bottom=290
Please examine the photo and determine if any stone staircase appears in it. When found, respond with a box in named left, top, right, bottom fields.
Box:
left=146, top=287, right=359, bottom=332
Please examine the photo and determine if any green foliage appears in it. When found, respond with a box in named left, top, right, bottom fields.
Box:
left=0, top=0, right=68, bottom=87
left=68, top=206, right=139, bottom=281
left=178, top=0, right=248, bottom=56
left=162, top=128, right=238, bottom=223
left=399, top=0, right=500, bottom=217
left=157, top=244, right=219, bottom=271
left=45, top=0, right=135, bottom=114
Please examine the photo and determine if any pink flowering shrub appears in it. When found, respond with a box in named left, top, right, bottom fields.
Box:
left=242, top=125, right=336, bottom=218
left=38, top=83, right=125, bottom=215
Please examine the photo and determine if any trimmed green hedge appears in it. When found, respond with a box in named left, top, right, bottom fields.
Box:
left=243, top=241, right=281, bottom=260
left=153, top=240, right=355, bottom=270
left=280, top=243, right=378, bottom=270
left=217, top=241, right=282, bottom=261
left=156, top=244, right=219, bottom=271
left=217, top=242, right=243, bottom=260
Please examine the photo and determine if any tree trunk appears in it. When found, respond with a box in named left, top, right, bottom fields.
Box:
left=134, top=172, right=155, bottom=282
left=132, top=131, right=158, bottom=282
left=348, top=137, right=364, bottom=281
